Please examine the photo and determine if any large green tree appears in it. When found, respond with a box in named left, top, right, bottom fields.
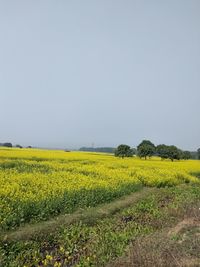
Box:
left=115, top=144, right=134, bottom=158
left=137, top=140, right=155, bottom=159
left=181, top=151, right=191, bottom=160
left=157, top=144, right=190, bottom=161
left=156, top=144, right=169, bottom=160
left=166, top=145, right=181, bottom=161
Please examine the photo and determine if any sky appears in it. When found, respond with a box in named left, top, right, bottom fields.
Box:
left=0, top=1, right=200, bottom=150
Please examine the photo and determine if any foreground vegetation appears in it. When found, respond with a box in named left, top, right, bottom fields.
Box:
left=1, top=184, right=200, bottom=266
left=0, top=147, right=200, bottom=266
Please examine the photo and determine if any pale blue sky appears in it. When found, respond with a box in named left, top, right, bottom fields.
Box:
left=0, top=1, right=200, bottom=150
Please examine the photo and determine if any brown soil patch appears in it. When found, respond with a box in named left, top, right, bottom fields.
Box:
left=180, top=257, right=200, bottom=267
left=168, top=217, right=200, bottom=237
left=107, top=206, right=200, bottom=267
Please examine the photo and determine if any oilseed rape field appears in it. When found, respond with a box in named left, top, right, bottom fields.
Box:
left=0, top=147, right=199, bottom=231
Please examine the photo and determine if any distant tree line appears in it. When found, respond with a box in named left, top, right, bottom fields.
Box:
left=0, top=143, right=32, bottom=149
left=0, top=142, right=13, bottom=147
left=115, top=140, right=200, bottom=161
left=16, top=144, right=23, bottom=148
left=79, top=147, right=115, bottom=153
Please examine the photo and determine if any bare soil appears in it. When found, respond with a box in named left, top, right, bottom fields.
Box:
left=107, top=205, right=200, bottom=267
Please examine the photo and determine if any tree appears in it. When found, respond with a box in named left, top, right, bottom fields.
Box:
left=156, top=144, right=169, bottom=160
left=137, top=140, right=155, bottom=159
left=3, top=142, right=12, bottom=147
left=115, top=144, right=134, bottom=158
left=181, top=151, right=191, bottom=160
left=16, top=144, right=23, bottom=149
left=166, top=145, right=181, bottom=161
left=197, top=148, right=200, bottom=160
left=157, top=144, right=190, bottom=161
